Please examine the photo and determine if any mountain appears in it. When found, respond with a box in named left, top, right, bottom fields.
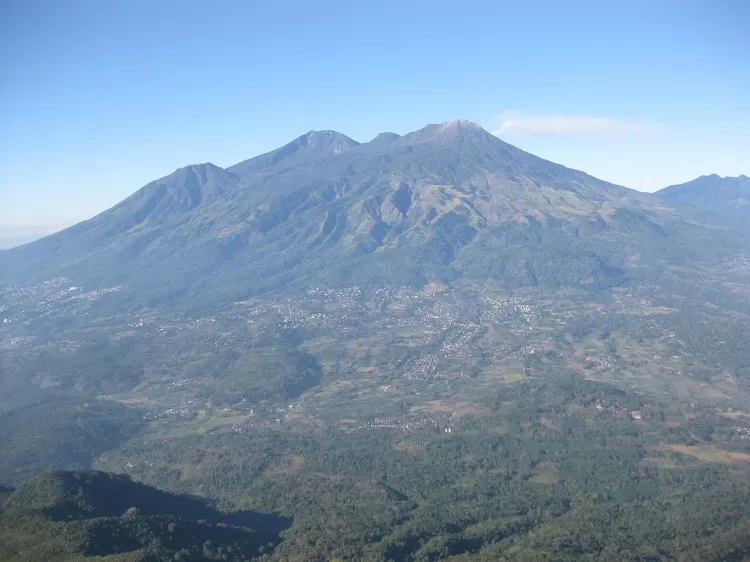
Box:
left=657, top=174, right=750, bottom=217
left=1, top=121, right=741, bottom=309
left=4, top=122, right=750, bottom=562
left=228, top=129, right=360, bottom=177
left=0, top=470, right=290, bottom=561
left=365, top=131, right=402, bottom=149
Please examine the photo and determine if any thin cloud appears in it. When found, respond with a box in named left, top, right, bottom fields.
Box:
left=492, top=111, right=655, bottom=136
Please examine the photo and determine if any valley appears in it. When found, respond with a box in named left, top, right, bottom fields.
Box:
left=1, top=121, right=750, bottom=561
left=3, top=0, right=749, bottom=556
left=3, top=270, right=750, bottom=560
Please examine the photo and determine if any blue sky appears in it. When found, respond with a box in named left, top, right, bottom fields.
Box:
left=1, top=0, right=748, bottom=239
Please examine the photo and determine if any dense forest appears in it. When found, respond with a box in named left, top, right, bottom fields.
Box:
left=90, top=375, right=750, bottom=562
left=0, top=470, right=290, bottom=561
left=2, top=278, right=750, bottom=560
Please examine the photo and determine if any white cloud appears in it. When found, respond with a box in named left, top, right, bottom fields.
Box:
left=492, top=111, right=655, bottom=136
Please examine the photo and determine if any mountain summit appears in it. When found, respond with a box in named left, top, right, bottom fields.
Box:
left=229, top=130, right=360, bottom=176
left=0, top=120, right=730, bottom=308
left=402, top=119, right=484, bottom=143
left=657, top=174, right=750, bottom=217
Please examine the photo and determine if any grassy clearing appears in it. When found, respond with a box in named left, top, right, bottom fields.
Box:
left=409, top=400, right=457, bottom=414
left=640, top=456, right=684, bottom=469
left=661, top=444, right=750, bottom=463
left=393, top=440, right=421, bottom=452
left=539, top=418, right=558, bottom=431
left=147, top=411, right=251, bottom=438
left=479, top=360, right=526, bottom=388
left=719, top=411, right=750, bottom=420
left=529, top=469, right=558, bottom=485
left=627, top=306, right=679, bottom=316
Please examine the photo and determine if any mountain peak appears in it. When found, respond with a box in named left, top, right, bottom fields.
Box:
left=93, top=161, right=242, bottom=231
left=228, top=130, right=359, bottom=177
left=6, top=118, right=660, bottom=299
left=695, top=173, right=749, bottom=182
left=402, top=119, right=491, bottom=145
left=664, top=174, right=750, bottom=190
left=440, top=118, right=482, bottom=131
left=301, top=129, right=359, bottom=154
left=370, top=131, right=402, bottom=143
left=657, top=173, right=750, bottom=215
left=166, top=162, right=237, bottom=188
left=304, top=129, right=347, bottom=137
left=177, top=162, right=222, bottom=171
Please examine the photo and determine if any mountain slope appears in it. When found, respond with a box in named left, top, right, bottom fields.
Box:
left=1, top=121, right=742, bottom=309
left=228, top=129, right=360, bottom=177
left=2, top=163, right=243, bottom=279
left=0, top=399, right=143, bottom=486
left=1, top=163, right=252, bottom=303
left=0, top=470, right=290, bottom=561
left=657, top=174, right=750, bottom=217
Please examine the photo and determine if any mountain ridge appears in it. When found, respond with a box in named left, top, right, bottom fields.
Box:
left=657, top=174, right=750, bottom=217
left=228, top=129, right=360, bottom=177
left=1, top=120, right=743, bottom=310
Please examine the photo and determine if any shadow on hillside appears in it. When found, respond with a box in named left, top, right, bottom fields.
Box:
left=222, top=509, right=293, bottom=543
left=8, top=470, right=293, bottom=542
left=5, top=470, right=295, bottom=558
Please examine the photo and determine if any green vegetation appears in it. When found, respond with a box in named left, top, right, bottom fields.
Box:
left=2, top=280, right=750, bottom=560
left=210, top=346, right=323, bottom=403
left=0, top=399, right=143, bottom=485
left=0, top=470, right=290, bottom=561
left=90, top=375, right=750, bottom=562
left=18, top=342, right=144, bottom=394
left=1, top=123, right=750, bottom=559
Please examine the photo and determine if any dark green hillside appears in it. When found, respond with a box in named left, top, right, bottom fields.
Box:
left=0, top=400, right=143, bottom=485
left=0, top=470, right=291, bottom=561
left=213, top=345, right=323, bottom=403
left=97, top=374, right=750, bottom=562
left=17, top=341, right=144, bottom=395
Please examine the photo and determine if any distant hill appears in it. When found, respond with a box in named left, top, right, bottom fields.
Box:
left=0, top=399, right=144, bottom=486
left=657, top=174, right=750, bottom=217
left=2, top=120, right=744, bottom=310
left=0, top=470, right=291, bottom=561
